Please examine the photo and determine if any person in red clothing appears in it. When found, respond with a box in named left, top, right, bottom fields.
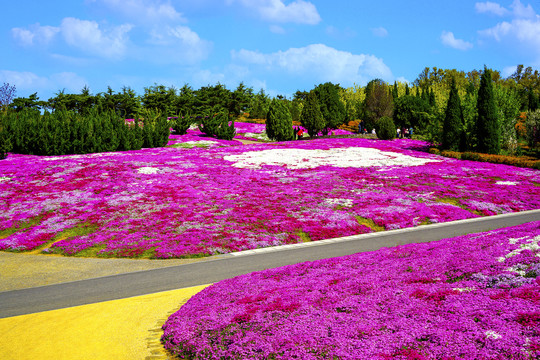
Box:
left=297, top=128, right=304, bottom=139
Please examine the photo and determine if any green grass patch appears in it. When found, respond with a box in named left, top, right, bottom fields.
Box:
left=167, top=143, right=209, bottom=149
left=297, top=230, right=312, bottom=243
left=355, top=216, right=385, bottom=232
left=32, top=222, right=99, bottom=254
left=0, top=215, right=44, bottom=239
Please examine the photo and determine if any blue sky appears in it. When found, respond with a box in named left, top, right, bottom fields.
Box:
left=2, top=0, right=540, bottom=100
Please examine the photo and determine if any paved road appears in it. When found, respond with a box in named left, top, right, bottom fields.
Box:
left=1, top=209, right=539, bottom=318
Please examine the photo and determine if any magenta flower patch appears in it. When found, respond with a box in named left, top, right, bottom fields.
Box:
left=162, top=221, right=540, bottom=359
left=0, top=131, right=539, bottom=258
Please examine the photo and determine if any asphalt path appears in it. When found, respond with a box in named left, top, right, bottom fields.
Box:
left=1, top=209, right=539, bottom=318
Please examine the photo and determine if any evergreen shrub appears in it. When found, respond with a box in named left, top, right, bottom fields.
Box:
left=266, top=99, right=294, bottom=141
left=376, top=116, right=396, bottom=140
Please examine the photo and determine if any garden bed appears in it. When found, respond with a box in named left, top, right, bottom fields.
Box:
left=162, top=221, right=540, bottom=359
left=0, top=126, right=539, bottom=258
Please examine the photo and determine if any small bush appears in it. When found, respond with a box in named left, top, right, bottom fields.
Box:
left=171, top=113, right=192, bottom=135
left=376, top=116, right=395, bottom=140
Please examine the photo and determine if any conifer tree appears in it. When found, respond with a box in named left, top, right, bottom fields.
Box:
left=300, top=91, right=324, bottom=137
left=392, top=81, right=399, bottom=101
left=266, top=98, right=293, bottom=141
left=476, top=67, right=500, bottom=154
left=442, top=78, right=464, bottom=151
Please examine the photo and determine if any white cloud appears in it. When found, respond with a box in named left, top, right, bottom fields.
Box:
left=60, top=18, right=133, bottom=59
left=371, top=27, right=388, bottom=37
left=87, top=0, right=184, bottom=23
left=475, top=2, right=509, bottom=16
left=440, top=31, right=473, bottom=50
left=510, top=0, right=536, bottom=18
left=0, top=70, right=86, bottom=95
left=11, top=24, right=60, bottom=46
left=145, top=25, right=212, bottom=64
left=231, top=44, right=393, bottom=85
left=227, top=0, right=321, bottom=24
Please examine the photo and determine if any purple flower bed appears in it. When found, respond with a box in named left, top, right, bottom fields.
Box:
left=0, top=132, right=539, bottom=258
left=162, top=221, right=540, bottom=359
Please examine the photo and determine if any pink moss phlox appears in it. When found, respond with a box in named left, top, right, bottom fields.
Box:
left=162, top=222, right=540, bottom=359
left=1, top=133, right=539, bottom=257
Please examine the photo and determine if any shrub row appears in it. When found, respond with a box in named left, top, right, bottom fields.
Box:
left=429, top=147, right=540, bottom=169
left=0, top=108, right=170, bottom=157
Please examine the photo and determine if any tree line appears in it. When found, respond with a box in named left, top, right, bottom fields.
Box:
left=1, top=64, right=540, bottom=158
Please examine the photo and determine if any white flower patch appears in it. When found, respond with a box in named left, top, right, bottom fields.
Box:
left=137, top=166, right=160, bottom=174
left=495, top=181, right=518, bottom=186
left=453, top=287, right=475, bottom=292
left=485, top=330, right=502, bottom=340
left=0, top=176, right=10, bottom=182
left=244, top=132, right=270, bottom=141
left=224, top=147, right=440, bottom=169
left=324, top=198, right=354, bottom=208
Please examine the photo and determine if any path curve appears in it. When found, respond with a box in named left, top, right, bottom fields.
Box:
left=1, top=209, right=538, bottom=318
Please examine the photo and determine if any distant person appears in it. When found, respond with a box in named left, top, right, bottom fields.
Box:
left=397, top=128, right=401, bottom=138
left=409, top=127, right=414, bottom=137
left=297, top=128, right=304, bottom=139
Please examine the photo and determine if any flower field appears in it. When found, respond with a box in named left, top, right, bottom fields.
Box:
left=1, top=124, right=539, bottom=258
left=162, top=221, right=540, bottom=359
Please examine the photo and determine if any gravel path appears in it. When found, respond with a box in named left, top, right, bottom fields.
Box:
left=0, top=252, right=206, bottom=292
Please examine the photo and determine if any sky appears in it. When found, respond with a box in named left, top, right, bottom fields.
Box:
left=2, top=0, right=540, bottom=100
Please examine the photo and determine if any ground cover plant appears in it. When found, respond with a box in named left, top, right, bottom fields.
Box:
left=0, top=125, right=539, bottom=258
left=162, top=221, right=540, bottom=359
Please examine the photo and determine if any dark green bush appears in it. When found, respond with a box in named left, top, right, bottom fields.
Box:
left=0, top=108, right=170, bottom=156
left=171, top=113, right=192, bottom=135
left=266, top=99, right=294, bottom=141
left=376, top=116, right=396, bottom=140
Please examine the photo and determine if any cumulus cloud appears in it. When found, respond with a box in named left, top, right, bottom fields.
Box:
left=227, top=0, right=321, bottom=24
left=475, top=1, right=509, bottom=16
left=371, top=27, right=388, bottom=37
left=478, top=1, right=540, bottom=62
left=145, top=25, right=212, bottom=64
left=11, top=24, right=60, bottom=46
left=60, top=18, right=133, bottom=59
left=11, top=18, right=133, bottom=59
left=87, top=0, right=184, bottom=24
left=231, top=44, right=392, bottom=85
left=440, top=31, right=474, bottom=50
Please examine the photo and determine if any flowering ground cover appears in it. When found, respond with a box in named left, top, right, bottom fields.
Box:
left=0, top=125, right=539, bottom=258
left=162, top=221, right=540, bottom=359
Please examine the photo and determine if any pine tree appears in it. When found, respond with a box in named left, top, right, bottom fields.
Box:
left=442, top=78, right=464, bottom=151
left=476, top=67, right=500, bottom=154
left=266, top=99, right=293, bottom=141
left=300, top=91, right=324, bottom=137
left=392, top=81, right=399, bottom=101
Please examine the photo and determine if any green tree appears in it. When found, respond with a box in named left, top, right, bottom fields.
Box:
left=476, top=67, right=500, bottom=154
left=300, top=91, right=324, bottom=137
left=248, top=89, right=271, bottom=119
left=376, top=116, right=396, bottom=140
left=313, top=82, right=346, bottom=135
left=266, top=98, right=294, bottom=141
left=526, top=109, right=540, bottom=153
left=363, top=79, right=393, bottom=131
left=393, top=95, right=430, bottom=129
left=442, top=78, right=464, bottom=151
left=141, top=84, right=176, bottom=115
left=10, top=93, right=46, bottom=112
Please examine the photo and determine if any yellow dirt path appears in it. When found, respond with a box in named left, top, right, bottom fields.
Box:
left=0, top=284, right=210, bottom=360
